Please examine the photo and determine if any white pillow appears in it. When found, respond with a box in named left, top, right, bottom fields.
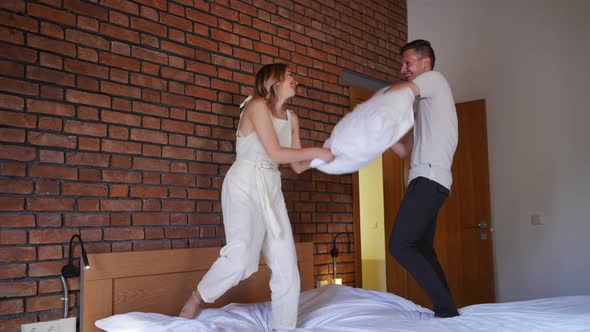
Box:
left=311, top=87, right=414, bottom=174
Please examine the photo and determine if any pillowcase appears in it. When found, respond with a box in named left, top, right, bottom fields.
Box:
left=311, top=87, right=414, bottom=174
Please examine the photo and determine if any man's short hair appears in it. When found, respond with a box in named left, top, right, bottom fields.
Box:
left=401, top=39, right=436, bottom=69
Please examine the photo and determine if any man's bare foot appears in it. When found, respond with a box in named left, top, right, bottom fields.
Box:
left=179, top=290, right=202, bottom=319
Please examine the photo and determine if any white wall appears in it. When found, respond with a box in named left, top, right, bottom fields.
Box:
left=408, top=0, right=590, bottom=302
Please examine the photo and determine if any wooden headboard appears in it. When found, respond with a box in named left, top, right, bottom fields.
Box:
left=81, top=242, right=314, bottom=332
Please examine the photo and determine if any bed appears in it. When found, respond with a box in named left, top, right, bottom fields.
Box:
left=83, top=242, right=590, bottom=332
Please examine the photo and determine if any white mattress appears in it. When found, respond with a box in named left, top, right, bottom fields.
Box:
left=96, top=285, right=590, bottom=331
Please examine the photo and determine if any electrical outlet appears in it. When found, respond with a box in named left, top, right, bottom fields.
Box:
left=21, top=317, right=76, bottom=332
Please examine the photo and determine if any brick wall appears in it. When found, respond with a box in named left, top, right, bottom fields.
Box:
left=0, top=0, right=407, bottom=329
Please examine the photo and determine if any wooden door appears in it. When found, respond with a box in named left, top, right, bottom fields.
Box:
left=350, top=86, right=378, bottom=288
left=384, top=99, right=496, bottom=308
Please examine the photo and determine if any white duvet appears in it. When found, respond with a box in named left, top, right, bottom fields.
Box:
left=310, top=87, right=415, bottom=175
left=96, top=285, right=590, bottom=332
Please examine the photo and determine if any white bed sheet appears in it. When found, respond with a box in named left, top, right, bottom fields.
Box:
left=96, top=285, right=590, bottom=332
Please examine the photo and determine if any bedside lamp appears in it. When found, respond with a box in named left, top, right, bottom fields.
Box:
left=60, top=234, right=90, bottom=318
left=330, top=232, right=351, bottom=285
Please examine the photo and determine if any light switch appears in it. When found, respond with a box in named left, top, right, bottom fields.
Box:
left=531, top=214, right=543, bottom=225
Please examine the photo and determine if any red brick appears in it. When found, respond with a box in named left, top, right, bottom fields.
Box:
left=0, top=264, right=26, bottom=279
left=64, top=0, right=109, bottom=20
left=0, top=10, right=38, bottom=32
left=162, top=174, right=195, bottom=187
left=110, top=10, right=129, bottom=26
left=38, top=277, right=77, bottom=293
left=142, top=116, right=161, bottom=129
left=64, top=59, right=109, bottom=79
left=187, top=137, right=218, bottom=151
left=27, top=294, right=74, bottom=312
left=35, top=41, right=59, bottom=61
left=28, top=3, right=76, bottom=25
left=66, top=29, right=110, bottom=51
left=162, top=146, right=195, bottom=160
left=37, top=214, right=62, bottom=227
left=0, top=197, right=25, bottom=211
left=108, top=126, right=129, bottom=140
left=27, top=198, right=75, bottom=211
left=160, top=40, right=194, bottom=58
left=27, top=66, right=74, bottom=86
left=28, top=34, right=76, bottom=57
left=78, top=137, right=100, bottom=151
left=78, top=47, right=99, bottom=62
left=100, top=199, right=141, bottom=211
left=0, top=230, right=26, bottom=245
left=104, top=228, right=144, bottom=240
left=142, top=173, right=160, bottom=185
left=0, top=280, right=36, bottom=297
left=29, top=165, right=77, bottom=180
left=64, top=120, right=107, bottom=137
left=100, top=52, right=141, bottom=71
left=0, top=77, right=39, bottom=96
left=145, top=227, right=164, bottom=239
left=0, top=42, right=38, bottom=63
left=0, top=215, right=34, bottom=228
left=67, top=152, right=109, bottom=168
left=0, top=144, right=35, bottom=161
left=29, top=229, right=78, bottom=244
left=66, top=89, right=111, bottom=108
left=0, top=94, right=24, bottom=111
left=133, top=240, right=171, bottom=251
left=187, top=111, right=218, bottom=125
left=0, top=59, right=24, bottom=78
left=130, top=186, right=167, bottom=198
left=0, top=247, right=36, bottom=263
left=0, top=127, right=25, bottom=143
left=39, top=21, right=64, bottom=40
left=108, top=156, right=129, bottom=169
left=77, top=198, right=99, bottom=211
left=102, top=0, right=139, bottom=15
left=101, top=139, right=141, bottom=154
left=141, top=144, right=161, bottom=157
left=0, top=299, right=23, bottom=316
left=78, top=16, right=99, bottom=31
left=63, top=183, right=108, bottom=197
left=162, top=200, right=194, bottom=212
left=133, top=157, right=169, bottom=172
left=109, top=214, right=130, bottom=226
left=101, top=110, right=141, bottom=127
left=40, top=85, right=64, bottom=100
left=160, top=12, right=192, bottom=31
left=102, top=170, right=141, bottom=183
left=28, top=132, right=76, bottom=149
left=64, top=214, right=109, bottom=227
left=129, top=128, right=167, bottom=144
left=0, top=179, right=33, bottom=194
left=76, top=76, right=98, bottom=93
left=133, top=213, right=169, bottom=226
left=37, top=245, right=64, bottom=260
left=132, top=101, right=169, bottom=117
left=36, top=180, right=60, bottom=195
left=101, top=81, right=141, bottom=99
left=27, top=99, right=75, bottom=117
left=0, top=161, right=25, bottom=176
left=37, top=117, right=62, bottom=131
left=39, top=150, right=64, bottom=164
left=165, top=226, right=198, bottom=239
left=188, top=189, right=219, bottom=200
left=100, top=22, right=140, bottom=43
left=78, top=106, right=99, bottom=120
left=129, top=73, right=167, bottom=90
left=109, top=184, right=129, bottom=197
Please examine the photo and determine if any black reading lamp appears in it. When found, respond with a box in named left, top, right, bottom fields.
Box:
left=330, top=232, right=351, bottom=284
left=60, top=234, right=90, bottom=318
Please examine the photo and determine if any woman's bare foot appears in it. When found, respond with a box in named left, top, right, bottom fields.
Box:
left=179, top=290, right=202, bottom=319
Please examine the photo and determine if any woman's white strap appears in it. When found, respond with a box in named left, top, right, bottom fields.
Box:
left=236, top=95, right=253, bottom=137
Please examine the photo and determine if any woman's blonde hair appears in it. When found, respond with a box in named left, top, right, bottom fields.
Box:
left=255, top=63, right=289, bottom=110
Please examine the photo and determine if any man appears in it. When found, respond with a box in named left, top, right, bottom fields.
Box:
left=385, top=39, right=459, bottom=318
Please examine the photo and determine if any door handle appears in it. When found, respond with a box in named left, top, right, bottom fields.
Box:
left=465, top=221, right=488, bottom=230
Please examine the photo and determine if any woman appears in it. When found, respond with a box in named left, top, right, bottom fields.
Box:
left=179, top=63, right=333, bottom=330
